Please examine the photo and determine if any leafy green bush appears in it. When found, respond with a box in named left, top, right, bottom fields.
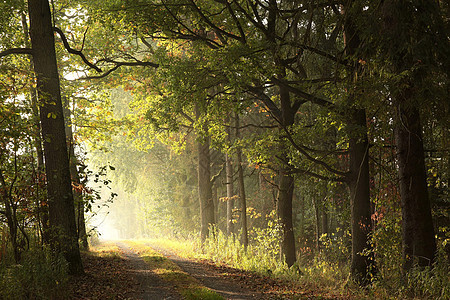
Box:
left=0, top=248, right=69, bottom=299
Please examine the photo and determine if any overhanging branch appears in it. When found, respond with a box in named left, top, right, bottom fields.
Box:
left=80, top=60, right=159, bottom=80
left=53, top=27, right=102, bottom=73
left=0, top=48, right=33, bottom=58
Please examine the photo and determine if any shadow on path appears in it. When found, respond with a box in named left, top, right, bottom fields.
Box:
left=146, top=243, right=267, bottom=300
left=116, top=242, right=179, bottom=300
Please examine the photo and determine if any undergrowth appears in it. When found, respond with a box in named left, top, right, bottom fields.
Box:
left=0, top=247, right=69, bottom=299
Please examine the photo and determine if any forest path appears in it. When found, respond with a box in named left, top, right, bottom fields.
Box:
left=70, top=240, right=342, bottom=299
left=139, top=241, right=267, bottom=299
left=117, top=240, right=269, bottom=299
left=116, top=242, right=179, bottom=299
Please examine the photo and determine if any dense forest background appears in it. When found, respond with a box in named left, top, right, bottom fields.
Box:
left=0, top=0, right=449, bottom=298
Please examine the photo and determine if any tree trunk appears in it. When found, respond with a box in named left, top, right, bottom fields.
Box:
left=197, top=136, right=214, bottom=242
left=313, top=197, right=321, bottom=252
left=225, top=152, right=234, bottom=236
left=379, top=0, right=438, bottom=271
left=20, top=11, right=49, bottom=245
left=347, top=110, right=375, bottom=284
left=395, top=96, right=436, bottom=270
left=343, top=1, right=375, bottom=284
left=321, top=206, right=328, bottom=235
left=235, top=114, right=248, bottom=249
left=195, top=104, right=215, bottom=243
left=63, top=100, right=88, bottom=251
left=277, top=84, right=297, bottom=267
left=28, top=0, right=83, bottom=275
left=0, top=170, right=20, bottom=262
left=277, top=166, right=296, bottom=266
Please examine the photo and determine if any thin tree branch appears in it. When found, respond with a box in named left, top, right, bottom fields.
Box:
left=80, top=60, right=159, bottom=80
left=188, top=0, right=242, bottom=42
left=291, top=167, right=346, bottom=182
left=53, top=27, right=102, bottom=72
left=269, top=76, right=334, bottom=107
left=281, top=127, right=348, bottom=177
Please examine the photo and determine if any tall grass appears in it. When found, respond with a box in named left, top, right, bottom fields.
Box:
left=0, top=247, right=69, bottom=299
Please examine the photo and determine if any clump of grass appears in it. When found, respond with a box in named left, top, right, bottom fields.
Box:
left=182, top=287, right=225, bottom=300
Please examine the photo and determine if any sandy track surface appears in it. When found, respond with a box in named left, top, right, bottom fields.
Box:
left=144, top=243, right=269, bottom=299
left=116, top=242, right=179, bottom=299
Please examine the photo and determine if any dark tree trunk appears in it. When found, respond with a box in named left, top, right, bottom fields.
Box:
left=225, top=152, right=234, bottom=236
left=343, top=1, right=375, bottom=284
left=378, top=0, right=438, bottom=272
left=276, top=85, right=297, bottom=267
left=225, top=118, right=235, bottom=236
left=195, top=104, right=215, bottom=243
left=395, top=95, right=436, bottom=270
left=313, top=197, right=321, bottom=252
left=197, top=136, right=215, bottom=242
left=63, top=101, right=88, bottom=251
left=28, top=0, right=83, bottom=275
left=0, top=170, right=20, bottom=262
left=20, top=11, right=49, bottom=245
left=321, top=205, right=328, bottom=236
left=235, top=114, right=248, bottom=249
left=213, top=185, right=219, bottom=224
left=347, top=110, right=374, bottom=284
left=277, top=166, right=296, bottom=266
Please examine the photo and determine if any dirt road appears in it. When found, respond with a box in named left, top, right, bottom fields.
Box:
left=118, top=241, right=268, bottom=299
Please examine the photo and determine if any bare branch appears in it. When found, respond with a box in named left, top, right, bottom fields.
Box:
left=53, top=26, right=102, bottom=72
left=80, top=59, right=159, bottom=80
left=0, top=48, right=33, bottom=58
left=188, top=0, right=242, bottom=43
left=269, top=76, right=333, bottom=107
left=291, top=168, right=346, bottom=182
left=281, top=127, right=348, bottom=177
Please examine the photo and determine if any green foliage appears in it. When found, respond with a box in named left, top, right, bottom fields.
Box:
left=318, top=230, right=351, bottom=264
left=0, top=248, right=69, bottom=299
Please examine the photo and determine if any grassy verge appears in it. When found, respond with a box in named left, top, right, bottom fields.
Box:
left=123, top=240, right=224, bottom=300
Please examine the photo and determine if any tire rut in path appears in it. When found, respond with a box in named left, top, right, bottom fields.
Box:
left=146, top=243, right=268, bottom=300
left=116, top=242, right=178, bottom=300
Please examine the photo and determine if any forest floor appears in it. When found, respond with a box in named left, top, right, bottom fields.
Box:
left=68, top=240, right=349, bottom=299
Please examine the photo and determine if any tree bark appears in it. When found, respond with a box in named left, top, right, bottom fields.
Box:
left=347, top=109, right=374, bottom=284
left=275, top=84, right=297, bottom=267
left=20, top=11, right=49, bottom=245
left=277, top=165, right=296, bottom=266
left=313, top=196, right=321, bottom=252
left=395, top=94, right=436, bottom=270
left=378, top=0, right=438, bottom=271
left=63, top=100, right=88, bottom=251
left=225, top=152, right=234, bottom=236
left=343, top=2, right=375, bottom=284
left=195, top=105, right=215, bottom=243
left=28, top=0, right=83, bottom=275
left=235, top=114, right=248, bottom=249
